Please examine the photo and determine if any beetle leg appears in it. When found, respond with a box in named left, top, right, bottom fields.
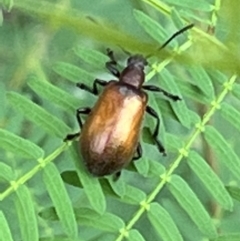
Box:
left=106, top=48, right=120, bottom=78
left=77, top=79, right=108, bottom=95
left=146, top=106, right=167, bottom=156
left=64, top=107, right=91, bottom=141
left=143, top=85, right=181, bottom=101
left=76, top=107, right=91, bottom=129
left=113, top=171, right=121, bottom=181
left=64, top=132, right=80, bottom=141
left=132, top=143, right=142, bottom=161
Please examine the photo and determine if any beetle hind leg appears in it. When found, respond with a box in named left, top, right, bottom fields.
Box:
left=64, top=107, right=91, bottom=141
left=132, top=143, right=142, bottom=161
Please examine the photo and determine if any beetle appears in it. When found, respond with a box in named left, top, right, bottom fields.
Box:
left=65, top=24, right=194, bottom=177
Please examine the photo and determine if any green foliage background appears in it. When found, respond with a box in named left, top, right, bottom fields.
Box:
left=0, top=0, right=240, bottom=240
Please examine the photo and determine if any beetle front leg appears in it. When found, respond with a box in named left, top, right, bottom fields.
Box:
left=64, top=107, right=91, bottom=141
left=143, top=85, right=181, bottom=101
left=77, top=79, right=108, bottom=95
left=106, top=48, right=120, bottom=78
left=146, top=106, right=166, bottom=156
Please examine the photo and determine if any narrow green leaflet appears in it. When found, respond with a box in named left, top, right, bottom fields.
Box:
left=180, top=10, right=211, bottom=24
left=162, top=0, right=212, bottom=11
left=171, top=8, right=184, bottom=30
left=232, top=83, right=240, bottom=100
left=226, top=186, right=240, bottom=203
left=69, top=146, right=106, bottom=214
left=53, top=61, right=94, bottom=84
left=208, top=70, right=226, bottom=85
left=204, top=125, right=240, bottom=181
left=133, top=9, right=168, bottom=44
left=7, top=92, right=71, bottom=138
left=188, top=151, right=233, bottom=210
left=107, top=176, right=126, bottom=197
left=43, top=163, right=78, bottom=239
left=220, top=103, right=240, bottom=132
left=176, top=79, right=211, bottom=104
left=168, top=175, right=217, bottom=238
left=165, top=133, right=184, bottom=150
left=0, top=8, right=2, bottom=26
left=187, top=66, right=215, bottom=99
left=27, top=76, right=80, bottom=113
left=40, top=237, right=83, bottom=241
left=147, top=202, right=183, bottom=241
left=128, top=229, right=146, bottom=241
left=0, top=129, right=44, bottom=159
left=0, top=82, right=5, bottom=118
left=14, top=185, right=38, bottom=241
left=134, top=156, right=149, bottom=177
left=148, top=159, right=165, bottom=177
left=0, top=211, right=13, bottom=241
left=74, top=47, right=108, bottom=69
left=159, top=69, right=191, bottom=128
left=211, top=233, right=240, bottom=241
left=75, top=208, right=124, bottom=232
left=0, top=162, right=15, bottom=181
left=121, top=185, right=146, bottom=205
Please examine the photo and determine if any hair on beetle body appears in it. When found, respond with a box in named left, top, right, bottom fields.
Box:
left=65, top=24, right=194, bottom=178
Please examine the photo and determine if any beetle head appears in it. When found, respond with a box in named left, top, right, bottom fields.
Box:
left=120, top=55, right=148, bottom=89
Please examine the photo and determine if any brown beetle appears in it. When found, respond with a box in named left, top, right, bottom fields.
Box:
left=65, top=24, right=194, bottom=177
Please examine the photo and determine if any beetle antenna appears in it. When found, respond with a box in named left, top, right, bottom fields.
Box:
left=158, top=23, right=194, bottom=50
left=146, top=23, right=194, bottom=58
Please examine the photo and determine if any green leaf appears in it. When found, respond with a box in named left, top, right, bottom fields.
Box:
left=53, top=61, right=94, bottom=84
left=220, top=103, right=240, bottom=132
left=133, top=9, right=168, bottom=45
left=0, top=129, right=44, bottom=159
left=27, top=75, right=80, bottom=113
left=188, top=151, right=233, bottom=210
left=107, top=177, right=126, bottom=197
left=75, top=208, right=124, bottom=232
left=187, top=66, right=215, bottom=99
left=122, top=185, right=146, bottom=205
left=211, top=233, right=240, bottom=241
left=69, top=145, right=106, bottom=214
left=128, top=229, right=146, bottom=241
left=232, top=83, right=240, bottom=100
left=147, top=202, right=183, bottom=241
left=159, top=69, right=191, bottom=128
left=204, top=125, right=240, bottom=181
left=0, top=162, right=15, bottom=181
left=43, top=163, right=78, bottom=239
left=134, top=157, right=149, bottom=177
left=0, top=211, right=14, bottom=241
left=167, top=175, right=217, bottom=238
left=180, top=10, right=211, bottom=24
left=225, top=186, right=240, bottom=203
left=14, top=185, right=38, bottom=241
left=171, top=8, right=185, bottom=30
left=74, top=47, right=109, bottom=69
left=163, top=0, right=212, bottom=11
left=176, top=79, right=211, bottom=104
left=148, top=159, right=165, bottom=177
left=7, top=92, right=71, bottom=138
left=165, top=133, right=184, bottom=150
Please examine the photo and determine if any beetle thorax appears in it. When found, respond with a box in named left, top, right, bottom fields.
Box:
left=120, top=66, right=145, bottom=89
left=120, top=55, right=147, bottom=89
